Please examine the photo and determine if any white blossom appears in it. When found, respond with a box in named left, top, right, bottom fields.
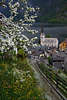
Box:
left=0, top=0, right=38, bottom=54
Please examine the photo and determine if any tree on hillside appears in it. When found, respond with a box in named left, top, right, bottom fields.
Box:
left=45, top=34, right=51, bottom=38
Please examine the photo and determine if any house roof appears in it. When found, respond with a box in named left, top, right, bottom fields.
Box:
left=42, top=38, right=58, bottom=43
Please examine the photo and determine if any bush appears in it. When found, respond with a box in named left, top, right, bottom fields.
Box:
left=48, top=56, right=53, bottom=65
left=0, top=54, right=45, bottom=100
left=17, top=49, right=26, bottom=59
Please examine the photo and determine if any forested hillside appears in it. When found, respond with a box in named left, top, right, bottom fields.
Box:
left=32, top=0, right=67, bottom=24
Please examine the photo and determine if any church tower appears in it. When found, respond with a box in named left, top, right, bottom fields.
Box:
left=40, top=26, right=45, bottom=46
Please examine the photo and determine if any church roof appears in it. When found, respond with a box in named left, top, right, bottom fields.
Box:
left=44, top=38, right=58, bottom=41
left=42, top=38, right=58, bottom=42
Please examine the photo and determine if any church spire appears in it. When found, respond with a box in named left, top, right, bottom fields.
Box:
left=40, top=25, right=45, bottom=45
left=40, top=25, right=45, bottom=38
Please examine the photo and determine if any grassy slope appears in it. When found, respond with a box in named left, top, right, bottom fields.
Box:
left=0, top=51, right=45, bottom=100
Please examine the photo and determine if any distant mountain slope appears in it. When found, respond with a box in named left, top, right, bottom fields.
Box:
left=32, top=0, right=67, bottom=24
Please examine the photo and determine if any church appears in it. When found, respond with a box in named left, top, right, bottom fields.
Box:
left=40, top=28, right=58, bottom=49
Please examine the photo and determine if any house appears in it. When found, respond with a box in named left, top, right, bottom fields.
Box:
left=64, top=57, right=67, bottom=72
left=59, top=39, right=67, bottom=51
left=52, top=52, right=67, bottom=72
left=40, top=28, right=58, bottom=49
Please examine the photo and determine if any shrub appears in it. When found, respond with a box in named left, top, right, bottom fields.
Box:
left=17, top=49, right=26, bottom=59
left=0, top=56, right=45, bottom=100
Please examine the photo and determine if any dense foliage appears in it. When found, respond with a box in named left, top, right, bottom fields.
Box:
left=0, top=51, right=44, bottom=100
